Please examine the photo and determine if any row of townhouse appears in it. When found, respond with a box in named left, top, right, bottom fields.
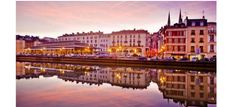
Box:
left=158, top=10, right=216, bottom=59
left=57, top=29, right=151, bottom=56
left=19, top=10, right=216, bottom=58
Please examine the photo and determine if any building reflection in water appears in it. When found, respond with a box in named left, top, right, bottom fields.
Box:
left=157, top=69, right=216, bottom=107
left=16, top=62, right=216, bottom=106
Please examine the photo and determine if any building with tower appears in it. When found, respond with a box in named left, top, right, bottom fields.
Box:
left=160, top=10, right=187, bottom=59
left=159, top=10, right=216, bottom=59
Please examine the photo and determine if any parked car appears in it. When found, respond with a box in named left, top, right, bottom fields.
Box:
left=199, top=58, right=209, bottom=62
left=150, top=57, right=159, bottom=61
left=191, top=57, right=199, bottom=62
left=210, top=56, right=216, bottom=62
left=178, top=57, right=189, bottom=62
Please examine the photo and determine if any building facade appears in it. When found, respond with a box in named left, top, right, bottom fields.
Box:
left=25, top=41, right=93, bottom=55
left=160, top=10, right=216, bottom=59
left=185, top=17, right=209, bottom=59
left=16, top=35, right=42, bottom=54
left=109, top=29, right=150, bottom=57
left=16, top=39, right=25, bottom=54
left=57, top=31, right=109, bottom=52
left=207, top=22, right=216, bottom=58
left=157, top=70, right=216, bottom=106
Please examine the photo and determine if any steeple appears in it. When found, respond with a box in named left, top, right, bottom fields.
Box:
left=202, top=10, right=205, bottom=19
left=178, top=9, right=183, bottom=23
left=167, top=11, right=171, bottom=26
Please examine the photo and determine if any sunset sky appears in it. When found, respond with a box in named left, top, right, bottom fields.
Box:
left=16, top=1, right=216, bottom=38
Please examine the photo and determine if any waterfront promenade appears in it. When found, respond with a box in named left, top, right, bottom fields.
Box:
left=16, top=55, right=216, bottom=71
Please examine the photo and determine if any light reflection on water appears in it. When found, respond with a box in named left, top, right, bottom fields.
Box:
left=16, top=62, right=216, bottom=107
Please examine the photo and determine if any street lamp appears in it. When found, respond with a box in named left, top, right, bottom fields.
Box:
left=107, top=48, right=112, bottom=53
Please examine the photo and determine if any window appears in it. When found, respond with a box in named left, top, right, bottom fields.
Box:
left=192, top=22, right=196, bottom=26
left=175, top=38, right=178, bottom=43
left=191, top=92, right=195, bottom=97
left=138, top=42, right=141, bottom=47
left=210, top=35, right=215, bottom=42
left=175, top=46, right=178, bottom=52
left=210, top=45, right=214, bottom=52
left=200, top=22, right=204, bottom=26
left=199, top=76, right=204, bottom=82
left=191, top=76, right=195, bottom=82
left=191, top=85, right=195, bottom=90
left=199, top=38, right=204, bottom=43
left=178, top=46, right=180, bottom=52
left=191, top=46, right=195, bottom=52
left=200, top=85, right=204, bottom=90
left=200, top=93, right=204, bottom=98
left=180, top=39, right=184, bottom=43
left=168, top=39, right=172, bottom=43
left=191, top=38, right=195, bottom=43
left=191, top=30, right=195, bottom=35
left=180, top=46, right=184, bottom=52
left=200, top=46, right=204, bottom=53
left=200, top=30, right=204, bottom=35
left=177, top=76, right=180, bottom=81
left=210, top=77, right=215, bottom=84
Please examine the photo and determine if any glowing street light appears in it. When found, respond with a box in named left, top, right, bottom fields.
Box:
left=107, top=48, right=112, bottom=53
left=134, top=49, right=137, bottom=53
left=116, top=73, right=121, bottom=79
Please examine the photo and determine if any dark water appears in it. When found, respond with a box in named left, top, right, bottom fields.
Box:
left=16, top=62, right=216, bottom=107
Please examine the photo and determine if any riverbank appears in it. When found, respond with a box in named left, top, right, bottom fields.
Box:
left=16, top=56, right=216, bottom=71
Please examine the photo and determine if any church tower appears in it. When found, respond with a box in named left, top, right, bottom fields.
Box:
left=167, top=11, right=171, bottom=26
left=178, top=9, right=183, bottom=23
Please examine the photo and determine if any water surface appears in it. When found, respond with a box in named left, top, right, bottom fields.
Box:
left=16, top=62, right=216, bottom=107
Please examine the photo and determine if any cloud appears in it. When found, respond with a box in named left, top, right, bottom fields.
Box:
left=16, top=1, right=216, bottom=37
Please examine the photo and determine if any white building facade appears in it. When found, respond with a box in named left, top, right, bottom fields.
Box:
left=57, top=31, right=110, bottom=52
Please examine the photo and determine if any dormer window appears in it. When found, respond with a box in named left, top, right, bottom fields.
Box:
left=200, top=22, right=204, bottom=26
left=192, top=22, right=196, bottom=26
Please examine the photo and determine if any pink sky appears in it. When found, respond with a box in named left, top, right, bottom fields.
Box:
left=16, top=1, right=216, bottom=38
